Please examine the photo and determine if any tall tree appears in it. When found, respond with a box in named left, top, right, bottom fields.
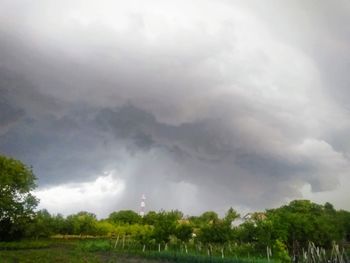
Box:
left=224, top=207, right=240, bottom=225
left=199, top=220, right=231, bottom=245
left=266, top=200, right=343, bottom=249
left=108, top=210, right=141, bottom=225
left=0, top=155, right=38, bottom=241
left=66, top=211, right=97, bottom=235
left=143, top=211, right=158, bottom=225
left=175, top=224, right=193, bottom=243
left=26, top=209, right=54, bottom=239
left=153, top=211, right=178, bottom=244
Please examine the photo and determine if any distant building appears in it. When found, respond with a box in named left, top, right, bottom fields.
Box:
left=231, top=217, right=245, bottom=227
left=231, top=212, right=266, bottom=228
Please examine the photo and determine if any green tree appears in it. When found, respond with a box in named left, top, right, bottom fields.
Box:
left=224, top=207, right=240, bottom=225
left=0, top=155, right=38, bottom=241
left=200, top=211, right=219, bottom=224
left=95, top=220, right=116, bottom=236
left=108, top=210, right=141, bottom=225
left=175, top=224, right=193, bottom=243
left=189, top=211, right=219, bottom=228
left=134, top=225, right=154, bottom=248
left=266, top=200, right=343, bottom=250
left=66, top=211, right=97, bottom=235
left=168, top=209, right=184, bottom=221
left=236, top=221, right=258, bottom=244
left=255, top=219, right=274, bottom=249
left=143, top=211, right=158, bottom=225
left=199, top=220, right=231, bottom=245
left=153, top=211, right=178, bottom=244
left=337, top=210, right=350, bottom=242
left=51, top=213, right=67, bottom=234
left=273, top=239, right=291, bottom=263
left=26, top=209, right=54, bottom=239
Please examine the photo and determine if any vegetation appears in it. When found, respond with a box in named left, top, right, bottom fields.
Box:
left=0, top=155, right=38, bottom=241
left=1, top=154, right=350, bottom=262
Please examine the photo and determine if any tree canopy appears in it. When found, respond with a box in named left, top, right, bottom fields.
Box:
left=108, top=210, right=141, bottom=225
left=0, top=155, right=38, bottom=241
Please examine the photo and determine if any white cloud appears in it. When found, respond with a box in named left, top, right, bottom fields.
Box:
left=301, top=173, right=350, bottom=210
left=35, top=172, right=125, bottom=218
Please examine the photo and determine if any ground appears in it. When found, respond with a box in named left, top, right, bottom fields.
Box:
left=0, top=248, right=169, bottom=263
left=0, top=242, right=170, bottom=263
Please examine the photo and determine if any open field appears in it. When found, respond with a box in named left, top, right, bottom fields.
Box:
left=0, top=239, right=269, bottom=263
left=0, top=239, right=349, bottom=263
left=0, top=240, right=165, bottom=263
left=0, top=249, right=169, bottom=263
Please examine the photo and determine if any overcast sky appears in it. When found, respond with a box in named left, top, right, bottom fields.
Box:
left=1, top=0, right=350, bottom=218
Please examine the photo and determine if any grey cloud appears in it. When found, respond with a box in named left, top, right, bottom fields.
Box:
left=0, top=95, right=24, bottom=135
left=0, top=0, right=350, bottom=215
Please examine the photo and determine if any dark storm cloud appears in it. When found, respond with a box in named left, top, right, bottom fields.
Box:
left=0, top=0, right=350, bottom=215
left=0, top=87, right=24, bottom=134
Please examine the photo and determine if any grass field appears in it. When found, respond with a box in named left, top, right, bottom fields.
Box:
left=0, top=249, right=170, bottom=263
left=0, top=242, right=167, bottom=263
left=1, top=239, right=349, bottom=263
left=0, top=239, right=267, bottom=263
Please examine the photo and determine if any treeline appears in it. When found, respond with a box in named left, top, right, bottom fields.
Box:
left=1, top=155, right=350, bottom=261
left=24, top=200, right=350, bottom=259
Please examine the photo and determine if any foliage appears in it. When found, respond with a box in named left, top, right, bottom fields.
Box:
left=189, top=211, right=219, bottom=228
left=143, top=211, right=158, bottom=225
left=25, top=209, right=54, bottom=239
left=266, top=200, right=346, bottom=250
left=273, top=239, right=290, bottom=263
left=134, top=224, right=154, bottom=246
left=95, top=220, right=116, bottom=236
left=14, top=198, right=350, bottom=261
left=78, top=239, right=111, bottom=252
left=108, top=210, right=141, bottom=225
left=0, top=239, right=273, bottom=263
left=224, top=207, right=240, bottom=225
left=0, top=155, right=38, bottom=241
left=168, top=209, right=184, bottom=221
left=1, top=156, right=349, bottom=262
left=142, top=250, right=266, bottom=263
left=51, top=213, right=68, bottom=234
left=199, top=211, right=219, bottom=224
left=199, top=220, right=231, bottom=245
left=66, top=211, right=98, bottom=235
left=175, top=223, right=193, bottom=243
left=153, top=211, right=178, bottom=244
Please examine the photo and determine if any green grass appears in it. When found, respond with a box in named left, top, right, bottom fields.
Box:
left=0, top=240, right=99, bottom=262
left=78, top=239, right=112, bottom=252
left=0, top=244, right=159, bottom=262
left=0, top=239, right=275, bottom=263
left=134, top=251, right=269, bottom=263
left=1, top=239, right=349, bottom=263
left=0, top=240, right=51, bottom=250
left=75, top=239, right=272, bottom=263
left=0, top=247, right=101, bottom=263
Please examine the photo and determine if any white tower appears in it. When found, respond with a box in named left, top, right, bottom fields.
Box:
left=139, top=194, right=146, bottom=217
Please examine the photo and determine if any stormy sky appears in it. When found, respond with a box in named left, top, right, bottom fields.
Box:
left=1, top=0, right=350, bottom=217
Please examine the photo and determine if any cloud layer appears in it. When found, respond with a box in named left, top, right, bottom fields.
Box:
left=1, top=0, right=350, bottom=216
